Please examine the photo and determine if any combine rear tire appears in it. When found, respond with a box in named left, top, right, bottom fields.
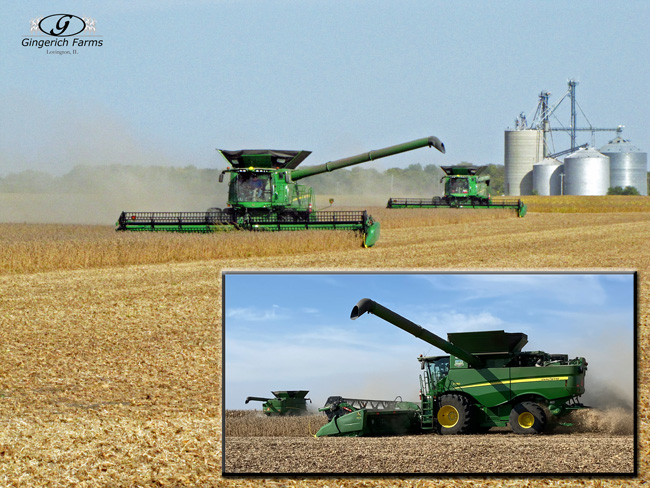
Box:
left=436, top=394, right=475, bottom=435
left=509, top=401, right=547, bottom=434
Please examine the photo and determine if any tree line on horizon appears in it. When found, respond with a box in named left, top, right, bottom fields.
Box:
left=0, top=163, right=503, bottom=196
left=0, top=163, right=647, bottom=197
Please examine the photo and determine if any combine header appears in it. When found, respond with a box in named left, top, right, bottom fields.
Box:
left=316, top=298, right=588, bottom=437
left=244, top=390, right=311, bottom=416
left=316, top=396, right=420, bottom=437
left=117, top=136, right=445, bottom=247
left=387, top=165, right=527, bottom=217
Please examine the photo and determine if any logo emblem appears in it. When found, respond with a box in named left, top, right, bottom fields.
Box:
left=38, top=14, right=86, bottom=37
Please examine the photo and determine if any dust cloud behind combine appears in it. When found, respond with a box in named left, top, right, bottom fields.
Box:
left=0, top=167, right=229, bottom=225
left=559, top=407, right=634, bottom=435
left=0, top=164, right=440, bottom=225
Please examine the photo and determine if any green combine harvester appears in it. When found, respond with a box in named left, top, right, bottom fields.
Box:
left=316, top=298, right=588, bottom=437
left=245, top=390, right=311, bottom=416
left=116, top=136, right=445, bottom=247
left=387, top=165, right=527, bottom=217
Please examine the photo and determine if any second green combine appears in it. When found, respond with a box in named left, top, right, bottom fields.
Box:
left=117, top=136, right=445, bottom=247
left=387, top=165, right=527, bottom=217
left=245, top=390, right=311, bottom=416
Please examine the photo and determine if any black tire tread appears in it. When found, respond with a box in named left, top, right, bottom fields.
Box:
left=436, top=393, right=475, bottom=435
left=509, top=401, right=547, bottom=435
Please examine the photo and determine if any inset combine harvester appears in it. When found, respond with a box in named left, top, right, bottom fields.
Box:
left=387, top=165, right=527, bottom=217
left=116, top=136, right=445, bottom=247
left=245, top=390, right=311, bottom=416
left=316, top=298, right=588, bottom=437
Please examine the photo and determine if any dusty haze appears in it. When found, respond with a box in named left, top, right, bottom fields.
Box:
left=0, top=165, right=439, bottom=225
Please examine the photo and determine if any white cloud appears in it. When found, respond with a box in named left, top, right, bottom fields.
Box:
left=225, top=304, right=288, bottom=322
left=419, top=310, right=505, bottom=332
left=416, top=274, right=612, bottom=306
left=300, top=307, right=320, bottom=315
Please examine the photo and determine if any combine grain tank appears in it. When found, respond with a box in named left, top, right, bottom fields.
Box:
left=504, top=129, right=544, bottom=196
left=563, top=147, right=610, bottom=196
left=599, top=136, right=648, bottom=195
left=532, top=158, right=563, bottom=196
left=116, top=136, right=444, bottom=248
left=317, top=299, right=589, bottom=437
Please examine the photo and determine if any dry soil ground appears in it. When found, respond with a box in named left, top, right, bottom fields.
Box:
left=223, top=410, right=634, bottom=475
left=225, top=433, right=634, bottom=474
left=0, top=203, right=648, bottom=487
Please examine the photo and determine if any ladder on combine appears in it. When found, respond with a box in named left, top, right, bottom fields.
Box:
left=419, top=374, right=435, bottom=430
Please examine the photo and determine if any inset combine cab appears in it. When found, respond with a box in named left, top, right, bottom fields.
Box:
left=245, top=390, right=311, bottom=416
left=117, top=136, right=445, bottom=247
left=316, top=298, right=588, bottom=437
left=387, top=165, right=527, bottom=217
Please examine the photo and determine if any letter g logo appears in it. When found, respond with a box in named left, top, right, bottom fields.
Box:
left=38, top=14, right=86, bottom=37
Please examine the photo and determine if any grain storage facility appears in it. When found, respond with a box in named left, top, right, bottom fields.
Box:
left=504, top=129, right=544, bottom=196
left=599, top=136, right=647, bottom=195
left=563, top=148, right=610, bottom=196
left=532, top=158, right=563, bottom=195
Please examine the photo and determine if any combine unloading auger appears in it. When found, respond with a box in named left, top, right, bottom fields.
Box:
left=117, top=136, right=445, bottom=247
left=387, top=165, right=527, bottom=217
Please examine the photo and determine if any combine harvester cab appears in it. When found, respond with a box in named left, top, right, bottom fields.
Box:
left=117, top=136, right=445, bottom=248
left=387, top=165, right=527, bottom=217
left=315, top=396, right=420, bottom=437
left=244, top=390, right=311, bottom=416
left=317, top=298, right=588, bottom=437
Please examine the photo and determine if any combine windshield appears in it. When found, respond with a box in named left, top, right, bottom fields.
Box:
left=231, top=172, right=272, bottom=203
left=449, top=178, right=469, bottom=194
left=427, top=357, right=450, bottom=383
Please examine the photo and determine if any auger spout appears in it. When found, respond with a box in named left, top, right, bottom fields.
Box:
left=290, top=136, right=445, bottom=181
left=350, top=298, right=483, bottom=368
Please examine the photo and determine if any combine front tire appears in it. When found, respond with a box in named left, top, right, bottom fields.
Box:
left=509, top=401, right=547, bottom=434
left=436, top=394, right=475, bottom=435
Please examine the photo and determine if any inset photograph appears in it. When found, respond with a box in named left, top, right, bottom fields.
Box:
left=223, top=272, right=636, bottom=476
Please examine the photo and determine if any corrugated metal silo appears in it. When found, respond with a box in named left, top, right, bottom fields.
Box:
left=504, top=129, right=544, bottom=196
left=533, top=158, right=563, bottom=195
left=599, top=136, right=648, bottom=195
left=563, top=148, right=610, bottom=195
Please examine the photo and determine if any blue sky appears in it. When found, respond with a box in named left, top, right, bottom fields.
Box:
left=2, top=1, right=649, bottom=176
left=224, top=273, right=635, bottom=410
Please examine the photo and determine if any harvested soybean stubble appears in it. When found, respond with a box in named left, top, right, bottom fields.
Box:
left=0, top=198, right=647, bottom=486
left=223, top=410, right=634, bottom=474
left=225, top=433, right=634, bottom=474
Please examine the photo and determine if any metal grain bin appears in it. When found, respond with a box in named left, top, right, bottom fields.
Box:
left=563, top=148, right=610, bottom=196
left=533, top=158, right=563, bottom=195
left=599, top=136, right=647, bottom=195
left=504, top=129, right=544, bottom=196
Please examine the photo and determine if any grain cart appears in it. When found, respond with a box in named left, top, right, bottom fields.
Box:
left=315, top=396, right=420, bottom=437
left=244, top=390, right=311, bottom=416
left=387, top=165, right=527, bottom=217
left=116, top=136, right=445, bottom=247
left=317, top=298, right=588, bottom=436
